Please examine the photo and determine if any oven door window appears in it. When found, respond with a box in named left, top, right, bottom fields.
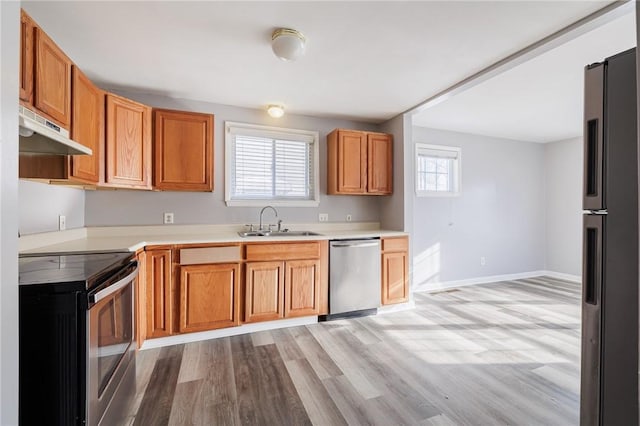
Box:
left=95, top=284, right=132, bottom=396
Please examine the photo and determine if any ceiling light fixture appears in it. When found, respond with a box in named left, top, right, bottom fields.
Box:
left=267, top=104, right=285, bottom=118
left=271, top=28, right=306, bottom=61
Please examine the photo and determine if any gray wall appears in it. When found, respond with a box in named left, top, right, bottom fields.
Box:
left=1, top=2, right=20, bottom=423
left=411, top=127, right=546, bottom=287
left=84, top=91, right=383, bottom=226
left=544, top=137, right=582, bottom=276
left=19, top=181, right=85, bottom=235
left=379, top=114, right=413, bottom=232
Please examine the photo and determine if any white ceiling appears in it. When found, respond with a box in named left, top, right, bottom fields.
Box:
left=22, top=1, right=616, bottom=125
left=412, top=7, right=636, bottom=143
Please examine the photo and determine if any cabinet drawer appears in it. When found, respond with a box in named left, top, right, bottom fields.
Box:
left=180, top=246, right=241, bottom=265
left=245, top=242, right=321, bottom=261
left=382, top=237, right=408, bottom=252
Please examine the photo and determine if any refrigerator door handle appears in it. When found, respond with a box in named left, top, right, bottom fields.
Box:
left=583, top=217, right=602, bottom=306
left=583, top=63, right=605, bottom=211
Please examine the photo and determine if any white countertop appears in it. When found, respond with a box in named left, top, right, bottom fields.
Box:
left=19, top=223, right=407, bottom=254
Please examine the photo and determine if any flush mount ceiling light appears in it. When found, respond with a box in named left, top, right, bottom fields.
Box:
left=271, top=28, right=306, bottom=61
left=267, top=104, right=285, bottom=118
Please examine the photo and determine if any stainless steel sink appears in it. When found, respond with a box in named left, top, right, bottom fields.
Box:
left=237, top=230, right=322, bottom=237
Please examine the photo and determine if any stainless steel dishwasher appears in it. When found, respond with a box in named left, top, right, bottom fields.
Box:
left=325, top=238, right=381, bottom=320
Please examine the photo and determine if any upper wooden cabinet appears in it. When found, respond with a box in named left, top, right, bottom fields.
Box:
left=70, top=66, right=104, bottom=184
left=19, top=10, right=34, bottom=104
left=19, top=10, right=72, bottom=129
left=105, top=93, right=152, bottom=189
left=153, top=109, right=214, bottom=191
left=34, top=28, right=72, bottom=128
left=327, top=129, right=393, bottom=195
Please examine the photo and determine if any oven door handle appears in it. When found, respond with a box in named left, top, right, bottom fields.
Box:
left=89, top=266, right=139, bottom=304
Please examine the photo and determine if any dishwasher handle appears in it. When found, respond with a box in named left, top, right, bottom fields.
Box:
left=330, top=241, right=380, bottom=248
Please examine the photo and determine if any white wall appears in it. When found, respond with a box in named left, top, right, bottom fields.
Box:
left=544, top=137, right=582, bottom=276
left=84, top=91, right=384, bottom=227
left=1, top=2, right=20, bottom=424
left=19, top=181, right=85, bottom=235
left=411, top=127, right=546, bottom=289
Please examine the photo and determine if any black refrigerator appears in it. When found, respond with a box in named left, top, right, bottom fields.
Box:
left=581, top=47, right=638, bottom=425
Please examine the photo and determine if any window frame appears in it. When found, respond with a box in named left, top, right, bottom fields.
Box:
left=414, top=143, right=462, bottom=197
left=225, top=121, right=320, bottom=207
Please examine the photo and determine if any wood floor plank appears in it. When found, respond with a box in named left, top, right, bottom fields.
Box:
left=284, top=358, right=347, bottom=426
left=132, top=277, right=581, bottom=425
left=133, top=345, right=184, bottom=426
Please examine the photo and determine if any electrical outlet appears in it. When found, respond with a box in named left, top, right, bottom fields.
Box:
left=58, top=215, right=66, bottom=231
left=163, top=212, right=174, bottom=224
left=480, top=256, right=486, bottom=266
left=318, top=213, right=329, bottom=222
left=346, top=214, right=352, bottom=222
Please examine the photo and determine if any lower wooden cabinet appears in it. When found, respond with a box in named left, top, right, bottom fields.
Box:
left=145, top=249, right=172, bottom=338
left=285, top=259, right=320, bottom=318
left=381, top=237, right=409, bottom=305
left=244, top=261, right=285, bottom=323
left=179, top=263, right=239, bottom=333
left=244, top=242, right=325, bottom=324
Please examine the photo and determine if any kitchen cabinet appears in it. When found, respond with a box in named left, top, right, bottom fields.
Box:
left=105, top=93, right=152, bottom=189
left=145, top=249, right=172, bottom=338
left=244, top=241, right=327, bottom=323
left=19, top=9, right=72, bottom=129
left=381, top=237, right=409, bottom=305
left=135, top=250, right=147, bottom=349
left=179, top=263, right=239, bottom=332
left=153, top=109, right=214, bottom=191
left=70, top=66, right=104, bottom=183
left=245, top=261, right=285, bottom=323
left=19, top=10, right=34, bottom=104
left=34, top=27, right=72, bottom=128
left=327, top=129, right=393, bottom=195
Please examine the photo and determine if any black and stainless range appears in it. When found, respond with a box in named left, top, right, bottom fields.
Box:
left=19, top=251, right=138, bottom=426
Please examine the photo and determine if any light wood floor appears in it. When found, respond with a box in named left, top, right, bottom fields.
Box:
left=128, top=276, right=581, bottom=425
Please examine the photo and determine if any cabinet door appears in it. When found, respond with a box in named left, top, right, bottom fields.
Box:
left=70, top=66, right=104, bottom=183
left=34, top=27, right=71, bottom=128
left=20, top=10, right=34, bottom=104
left=145, top=250, right=172, bottom=338
left=382, top=251, right=409, bottom=305
left=285, top=259, right=320, bottom=318
left=367, top=133, right=393, bottom=194
left=336, top=130, right=367, bottom=193
left=245, top=261, right=284, bottom=323
left=135, top=251, right=147, bottom=349
left=106, top=94, right=152, bottom=189
left=179, top=263, right=239, bottom=333
left=154, top=109, right=214, bottom=191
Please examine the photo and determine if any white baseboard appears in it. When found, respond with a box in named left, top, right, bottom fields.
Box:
left=538, top=270, right=581, bottom=283
left=140, top=316, right=318, bottom=350
left=378, top=300, right=416, bottom=315
left=412, top=269, right=581, bottom=293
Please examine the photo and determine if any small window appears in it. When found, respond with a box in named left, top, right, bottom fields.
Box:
left=415, top=143, right=461, bottom=196
left=225, top=122, right=319, bottom=206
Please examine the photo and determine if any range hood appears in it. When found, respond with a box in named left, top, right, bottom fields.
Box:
left=19, top=105, right=92, bottom=156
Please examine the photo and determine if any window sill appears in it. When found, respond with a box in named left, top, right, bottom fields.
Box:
left=415, top=191, right=461, bottom=198
left=225, top=199, right=320, bottom=207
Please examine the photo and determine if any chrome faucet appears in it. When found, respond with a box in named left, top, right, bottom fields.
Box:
left=259, top=205, right=278, bottom=231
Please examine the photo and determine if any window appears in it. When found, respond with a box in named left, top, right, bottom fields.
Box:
left=225, top=122, right=319, bottom=206
left=415, top=143, right=461, bottom=196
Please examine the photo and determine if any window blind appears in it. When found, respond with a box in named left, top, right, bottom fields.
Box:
left=230, top=133, right=314, bottom=200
